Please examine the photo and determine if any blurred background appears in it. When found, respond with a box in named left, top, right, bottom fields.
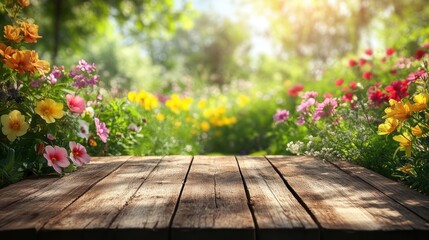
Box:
left=7, top=0, right=429, bottom=154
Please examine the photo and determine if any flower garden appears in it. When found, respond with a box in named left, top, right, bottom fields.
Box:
left=0, top=0, right=428, bottom=196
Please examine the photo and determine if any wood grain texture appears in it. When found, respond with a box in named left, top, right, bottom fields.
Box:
left=171, top=155, right=254, bottom=240
left=0, top=177, right=57, bottom=209
left=329, top=159, right=429, bottom=222
left=267, top=155, right=429, bottom=240
left=40, top=156, right=163, bottom=240
left=236, top=156, right=319, bottom=240
left=0, top=156, right=131, bottom=239
left=109, top=155, right=193, bottom=240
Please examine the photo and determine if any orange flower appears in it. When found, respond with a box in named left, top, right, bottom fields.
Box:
left=4, top=50, right=34, bottom=74
left=0, top=43, right=17, bottom=59
left=4, top=25, right=22, bottom=42
left=21, top=21, right=41, bottom=43
left=4, top=50, right=49, bottom=74
left=18, top=0, right=30, bottom=7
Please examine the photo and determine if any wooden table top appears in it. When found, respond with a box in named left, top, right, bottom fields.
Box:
left=0, top=155, right=428, bottom=240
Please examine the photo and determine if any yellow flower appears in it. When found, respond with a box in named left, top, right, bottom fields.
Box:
left=35, top=98, right=65, bottom=123
left=411, top=93, right=429, bottom=112
left=156, top=113, right=165, bottom=122
left=4, top=25, right=22, bottom=42
left=397, top=164, right=415, bottom=175
left=411, top=125, right=423, bottom=137
left=130, top=90, right=158, bottom=111
left=197, top=99, right=207, bottom=110
left=384, top=99, right=412, bottom=121
left=377, top=118, right=399, bottom=135
left=201, top=121, right=210, bottom=132
left=237, top=95, right=249, bottom=108
left=393, top=133, right=412, bottom=158
left=165, top=94, right=193, bottom=114
left=1, top=110, right=29, bottom=142
left=127, top=91, right=137, bottom=101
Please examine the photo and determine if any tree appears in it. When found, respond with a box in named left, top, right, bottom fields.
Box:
left=25, top=0, right=195, bottom=64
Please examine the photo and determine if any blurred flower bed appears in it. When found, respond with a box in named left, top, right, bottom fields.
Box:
left=271, top=46, right=429, bottom=195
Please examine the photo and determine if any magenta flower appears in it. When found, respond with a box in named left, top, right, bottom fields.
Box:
left=43, top=145, right=70, bottom=174
left=66, top=94, right=86, bottom=114
left=313, top=98, right=338, bottom=121
left=273, top=110, right=290, bottom=124
left=95, top=117, right=109, bottom=143
left=69, top=141, right=90, bottom=166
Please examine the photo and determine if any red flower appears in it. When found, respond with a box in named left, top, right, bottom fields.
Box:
left=359, top=58, right=367, bottom=67
left=390, top=69, right=397, bottom=75
left=365, top=49, right=373, bottom=56
left=349, top=81, right=357, bottom=90
left=368, top=84, right=388, bottom=107
left=362, top=71, right=373, bottom=80
left=348, top=59, right=357, bottom=67
left=342, top=92, right=354, bottom=102
left=288, top=84, right=304, bottom=97
left=385, top=80, right=409, bottom=101
left=413, top=49, right=426, bottom=60
left=335, top=78, right=344, bottom=86
left=386, top=48, right=396, bottom=56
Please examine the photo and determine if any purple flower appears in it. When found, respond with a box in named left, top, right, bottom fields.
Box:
left=94, top=117, right=109, bottom=143
left=273, top=110, right=290, bottom=124
left=47, top=66, right=65, bottom=84
left=69, top=60, right=99, bottom=89
left=313, top=98, right=338, bottom=121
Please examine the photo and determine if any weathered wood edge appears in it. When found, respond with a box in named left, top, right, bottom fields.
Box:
left=328, top=159, right=429, bottom=223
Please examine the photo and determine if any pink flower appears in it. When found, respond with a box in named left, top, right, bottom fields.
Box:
left=69, top=141, right=90, bottom=166
left=297, top=98, right=316, bottom=112
left=66, top=94, right=86, bottom=114
left=43, top=145, right=70, bottom=174
left=313, top=98, right=338, bottom=121
left=302, top=91, right=318, bottom=100
left=273, top=110, right=290, bottom=124
left=296, top=114, right=305, bottom=126
left=95, top=117, right=109, bottom=143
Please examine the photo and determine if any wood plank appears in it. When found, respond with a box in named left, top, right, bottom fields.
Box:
left=330, top=160, right=429, bottom=222
left=109, top=155, right=193, bottom=239
left=40, top=156, right=163, bottom=240
left=171, top=155, right=254, bottom=240
left=0, top=156, right=131, bottom=239
left=236, top=156, right=319, bottom=240
left=0, top=177, right=57, bottom=209
left=267, top=155, right=429, bottom=240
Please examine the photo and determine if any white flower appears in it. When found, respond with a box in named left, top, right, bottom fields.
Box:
left=81, top=107, right=94, bottom=118
left=77, top=120, right=90, bottom=139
